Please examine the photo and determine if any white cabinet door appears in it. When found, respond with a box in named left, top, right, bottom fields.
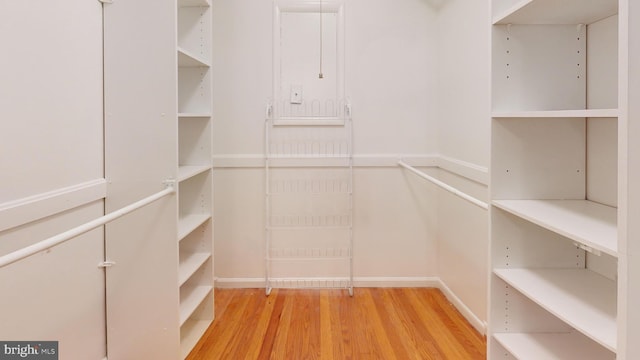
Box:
left=0, top=1, right=106, bottom=359
left=103, top=0, right=180, bottom=359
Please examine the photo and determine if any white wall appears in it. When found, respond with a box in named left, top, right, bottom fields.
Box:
left=212, top=0, right=440, bottom=285
left=434, top=0, right=491, bottom=327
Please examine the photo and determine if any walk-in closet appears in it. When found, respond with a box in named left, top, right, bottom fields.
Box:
left=1, top=0, right=639, bottom=359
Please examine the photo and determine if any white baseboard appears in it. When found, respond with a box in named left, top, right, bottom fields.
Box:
left=352, top=276, right=440, bottom=287
left=215, top=276, right=440, bottom=288
left=215, top=276, right=439, bottom=288
left=215, top=277, right=266, bottom=288
left=436, top=279, right=487, bottom=335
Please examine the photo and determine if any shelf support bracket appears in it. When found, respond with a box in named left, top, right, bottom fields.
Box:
left=574, top=242, right=601, bottom=256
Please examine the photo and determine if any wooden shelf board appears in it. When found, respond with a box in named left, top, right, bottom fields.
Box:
left=492, top=199, right=617, bottom=257
left=492, top=109, right=619, bottom=118
left=494, top=332, right=615, bottom=359
left=494, top=268, right=617, bottom=352
left=180, top=318, right=212, bottom=359
left=178, top=252, right=211, bottom=286
left=178, top=47, right=210, bottom=68
left=178, top=213, right=211, bottom=241
left=178, top=165, right=211, bottom=182
left=493, top=0, right=618, bottom=25
left=179, top=286, right=213, bottom=326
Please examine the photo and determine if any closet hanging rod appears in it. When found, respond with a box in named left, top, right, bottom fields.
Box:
left=398, top=160, right=489, bottom=210
left=0, top=183, right=176, bottom=269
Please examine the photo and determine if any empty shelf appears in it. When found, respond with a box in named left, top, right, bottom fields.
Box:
left=494, top=332, right=615, bottom=359
left=494, top=268, right=616, bottom=352
left=493, top=0, right=618, bottom=25
left=492, top=109, right=619, bottom=118
left=178, top=214, right=211, bottom=241
left=492, top=199, right=617, bottom=257
left=178, top=252, right=211, bottom=286
left=178, top=47, right=210, bottom=67
left=179, top=285, right=212, bottom=326
left=180, top=319, right=211, bottom=359
left=178, top=165, right=211, bottom=182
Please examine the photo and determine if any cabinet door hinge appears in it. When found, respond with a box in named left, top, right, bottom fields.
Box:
left=98, top=260, right=116, bottom=268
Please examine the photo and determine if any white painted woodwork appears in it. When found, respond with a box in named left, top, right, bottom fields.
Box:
left=0, top=179, right=107, bottom=232
left=489, top=0, right=623, bottom=358
left=494, top=332, right=615, bottom=360
left=493, top=0, right=618, bottom=25
left=176, top=1, right=215, bottom=356
left=103, top=0, right=180, bottom=358
left=492, top=200, right=617, bottom=257
left=0, top=1, right=104, bottom=205
left=0, top=1, right=105, bottom=358
left=495, top=268, right=617, bottom=351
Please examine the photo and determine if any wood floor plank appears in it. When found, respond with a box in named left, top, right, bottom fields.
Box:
left=425, top=290, right=485, bottom=358
left=404, top=288, right=474, bottom=359
left=269, top=290, right=295, bottom=359
left=360, top=289, right=401, bottom=360
left=425, top=290, right=486, bottom=358
left=319, top=291, right=334, bottom=360
left=186, top=288, right=486, bottom=360
left=386, top=288, right=443, bottom=359
left=369, top=287, right=423, bottom=360
left=256, top=289, right=286, bottom=360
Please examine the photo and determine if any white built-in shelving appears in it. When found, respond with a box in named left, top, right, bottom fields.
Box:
left=176, top=0, right=214, bottom=357
left=489, top=0, right=623, bottom=358
left=492, top=109, right=619, bottom=118
left=495, top=268, right=617, bottom=351
left=492, top=200, right=617, bottom=256
left=493, top=332, right=615, bottom=360
left=492, top=0, right=618, bottom=25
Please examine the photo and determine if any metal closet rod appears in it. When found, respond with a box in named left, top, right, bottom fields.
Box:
left=397, top=160, right=489, bottom=210
left=0, top=183, right=176, bottom=269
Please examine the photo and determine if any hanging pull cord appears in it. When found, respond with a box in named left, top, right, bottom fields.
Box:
left=319, top=0, right=324, bottom=79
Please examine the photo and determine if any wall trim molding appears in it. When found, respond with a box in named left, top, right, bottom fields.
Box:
left=214, top=276, right=486, bottom=335
left=436, top=279, right=487, bottom=335
left=212, top=153, right=488, bottom=185
left=436, top=155, right=488, bottom=185
left=0, top=178, right=107, bottom=232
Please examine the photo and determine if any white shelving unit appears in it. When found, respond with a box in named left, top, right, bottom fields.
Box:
left=176, top=0, right=214, bottom=358
left=489, top=0, right=623, bottom=358
left=493, top=332, right=615, bottom=360
left=492, top=200, right=617, bottom=256
left=264, top=105, right=354, bottom=296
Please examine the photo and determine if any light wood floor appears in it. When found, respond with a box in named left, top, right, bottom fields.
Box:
left=187, top=288, right=486, bottom=360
